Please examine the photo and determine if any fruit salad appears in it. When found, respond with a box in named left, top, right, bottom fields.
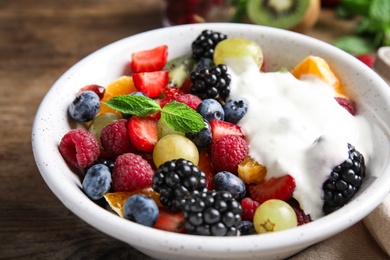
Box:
left=58, top=29, right=372, bottom=236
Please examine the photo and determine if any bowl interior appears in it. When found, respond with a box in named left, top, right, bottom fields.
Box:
left=32, top=23, right=390, bottom=259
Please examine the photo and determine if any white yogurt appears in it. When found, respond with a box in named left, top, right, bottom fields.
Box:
left=225, top=56, right=373, bottom=219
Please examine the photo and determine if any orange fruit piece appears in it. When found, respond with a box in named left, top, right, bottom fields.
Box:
left=238, top=156, right=267, bottom=185
left=291, top=55, right=343, bottom=95
left=98, top=76, right=137, bottom=116
left=104, top=187, right=162, bottom=217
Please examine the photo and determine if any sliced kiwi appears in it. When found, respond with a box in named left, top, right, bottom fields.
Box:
left=163, top=56, right=195, bottom=88
left=246, top=0, right=310, bottom=29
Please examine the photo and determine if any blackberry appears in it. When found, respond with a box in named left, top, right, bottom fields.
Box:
left=182, top=190, right=242, bottom=236
left=191, top=30, right=227, bottom=61
left=190, top=64, right=231, bottom=103
left=152, top=159, right=207, bottom=212
left=322, top=143, right=366, bottom=214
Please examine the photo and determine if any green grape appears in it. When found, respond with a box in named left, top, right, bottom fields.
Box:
left=153, top=134, right=199, bottom=168
left=213, top=37, right=264, bottom=68
left=88, top=113, right=121, bottom=147
left=253, top=199, right=297, bottom=234
left=157, top=118, right=184, bottom=140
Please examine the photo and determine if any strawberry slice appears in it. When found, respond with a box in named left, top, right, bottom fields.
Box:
left=128, top=116, right=158, bottom=153
left=153, top=207, right=186, bottom=233
left=210, top=119, right=244, bottom=142
left=249, top=174, right=296, bottom=204
left=130, top=45, right=168, bottom=73
left=133, top=70, right=169, bottom=98
left=197, top=150, right=216, bottom=190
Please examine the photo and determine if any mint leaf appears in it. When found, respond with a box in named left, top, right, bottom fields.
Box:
left=333, top=36, right=374, bottom=55
left=104, top=95, right=161, bottom=117
left=161, top=101, right=205, bottom=133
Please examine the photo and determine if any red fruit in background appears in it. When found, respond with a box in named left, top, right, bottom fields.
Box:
left=112, top=153, right=154, bottom=192
left=355, top=54, right=375, bottom=68
left=153, top=207, right=186, bottom=233
left=321, top=0, right=340, bottom=8
left=130, top=45, right=168, bottom=73
left=78, top=84, right=105, bottom=100
left=211, top=134, right=249, bottom=173
left=335, top=97, right=356, bottom=115
left=100, top=119, right=136, bottom=157
left=128, top=116, right=158, bottom=153
left=249, top=174, right=296, bottom=204
left=197, top=150, right=216, bottom=190
left=58, top=128, right=100, bottom=169
left=241, top=197, right=260, bottom=221
left=133, top=70, right=169, bottom=98
left=210, top=119, right=244, bottom=142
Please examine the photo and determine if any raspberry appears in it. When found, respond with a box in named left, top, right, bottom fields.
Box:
left=211, top=135, right=249, bottom=173
left=112, top=153, right=154, bottom=192
left=175, top=93, right=202, bottom=110
left=100, top=119, right=136, bottom=157
left=241, top=197, right=260, bottom=221
left=287, top=198, right=312, bottom=226
left=58, top=128, right=100, bottom=169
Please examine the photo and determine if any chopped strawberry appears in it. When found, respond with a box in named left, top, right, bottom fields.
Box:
left=128, top=116, right=158, bottom=153
left=133, top=70, right=169, bottom=98
left=335, top=97, right=356, bottom=115
left=249, top=174, right=296, bottom=204
left=241, top=197, right=260, bottom=221
left=197, top=150, right=216, bottom=190
left=175, top=94, right=202, bottom=110
left=130, top=45, right=168, bottom=73
left=153, top=207, right=186, bottom=233
left=210, top=119, right=244, bottom=142
left=355, top=54, right=375, bottom=68
left=163, top=86, right=183, bottom=100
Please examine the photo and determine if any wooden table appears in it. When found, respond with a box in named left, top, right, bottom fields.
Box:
left=0, top=1, right=381, bottom=259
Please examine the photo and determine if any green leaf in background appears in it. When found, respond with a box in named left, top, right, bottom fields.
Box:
left=333, top=36, right=374, bottom=55
left=340, top=0, right=371, bottom=17
left=161, top=101, right=205, bottom=133
left=369, top=0, right=390, bottom=28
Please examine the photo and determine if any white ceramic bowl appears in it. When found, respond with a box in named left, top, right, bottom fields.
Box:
left=32, top=23, right=390, bottom=260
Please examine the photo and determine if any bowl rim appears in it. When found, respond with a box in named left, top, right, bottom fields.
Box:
left=32, top=22, right=390, bottom=257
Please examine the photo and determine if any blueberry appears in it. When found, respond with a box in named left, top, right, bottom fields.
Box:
left=185, top=118, right=212, bottom=148
left=121, top=91, right=148, bottom=120
left=68, top=91, right=100, bottom=122
left=224, top=97, right=248, bottom=124
left=124, top=194, right=159, bottom=227
left=237, top=221, right=256, bottom=235
left=82, top=164, right=112, bottom=200
left=197, top=98, right=224, bottom=122
left=213, top=171, right=246, bottom=200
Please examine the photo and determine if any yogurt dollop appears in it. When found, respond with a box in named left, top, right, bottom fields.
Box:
left=226, top=57, right=373, bottom=219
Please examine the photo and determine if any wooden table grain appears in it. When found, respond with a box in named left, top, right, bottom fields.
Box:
left=0, top=1, right=374, bottom=259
